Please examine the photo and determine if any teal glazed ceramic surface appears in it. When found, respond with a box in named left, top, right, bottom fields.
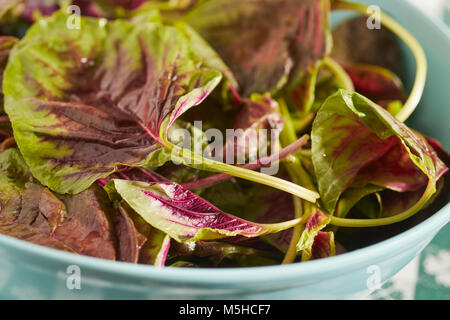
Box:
left=0, top=0, right=449, bottom=299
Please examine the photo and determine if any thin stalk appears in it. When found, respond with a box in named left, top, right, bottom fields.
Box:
left=170, top=145, right=319, bottom=203
left=183, top=134, right=309, bottom=190
left=329, top=180, right=434, bottom=227
left=293, top=112, right=315, bottom=133
left=321, top=57, right=355, bottom=91
left=281, top=166, right=306, bottom=264
left=332, top=1, right=427, bottom=122
left=279, top=99, right=317, bottom=264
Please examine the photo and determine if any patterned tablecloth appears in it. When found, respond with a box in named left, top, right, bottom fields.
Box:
left=368, top=0, right=450, bottom=300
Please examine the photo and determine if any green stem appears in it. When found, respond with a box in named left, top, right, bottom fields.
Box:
left=321, top=57, right=355, bottom=91
left=170, top=145, right=319, bottom=203
left=279, top=99, right=317, bottom=264
left=329, top=180, right=434, bottom=227
left=281, top=170, right=305, bottom=265
left=292, top=112, right=315, bottom=133
left=332, top=1, right=427, bottom=122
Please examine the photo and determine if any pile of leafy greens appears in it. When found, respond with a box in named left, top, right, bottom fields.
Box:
left=0, top=0, right=447, bottom=268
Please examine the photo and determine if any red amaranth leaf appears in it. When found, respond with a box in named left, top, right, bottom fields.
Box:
left=342, top=63, right=406, bottom=104
left=309, top=231, right=335, bottom=260
left=185, top=0, right=331, bottom=97
left=106, top=179, right=301, bottom=242
left=4, top=12, right=221, bottom=194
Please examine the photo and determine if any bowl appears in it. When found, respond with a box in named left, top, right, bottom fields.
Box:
left=0, top=0, right=449, bottom=299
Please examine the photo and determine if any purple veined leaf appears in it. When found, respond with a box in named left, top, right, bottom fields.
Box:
left=308, top=231, right=335, bottom=260
left=183, top=170, right=299, bottom=252
left=106, top=179, right=301, bottom=242
left=296, top=209, right=331, bottom=259
left=354, top=137, right=448, bottom=193
left=185, top=0, right=331, bottom=97
left=100, top=168, right=171, bottom=265
left=223, top=94, right=284, bottom=164
left=380, top=140, right=450, bottom=219
left=311, top=90, right=448, bottom=216
left=341, top=63, right=406, bottom=108
left=333, top=137, right=447, bottom=220
left=3, top=12, right=221, bottom=194
left=285, top=63, right=319, bottom=115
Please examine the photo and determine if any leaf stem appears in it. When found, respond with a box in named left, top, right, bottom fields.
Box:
left=332, top=1, right=427, bottom=122
left=182, top=134, right=309, bottom=190
left=329, top=179, right=434, bottom=227
left=321, top=57, right=354, bottom=91
left=279, top=99, right=317, bottom=264
left=170, top=145, right=320, bottom=203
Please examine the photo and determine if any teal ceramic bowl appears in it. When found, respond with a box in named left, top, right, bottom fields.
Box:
left=0, top=0, right=449, bottom=299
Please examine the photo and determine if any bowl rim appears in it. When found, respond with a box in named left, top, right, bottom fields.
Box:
left=0, top=0, right=449, bottom=287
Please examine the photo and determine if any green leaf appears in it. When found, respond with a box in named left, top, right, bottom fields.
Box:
left=311, top=89, right=446, bottom=215
left=3, top=12, right=221, bottom=194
